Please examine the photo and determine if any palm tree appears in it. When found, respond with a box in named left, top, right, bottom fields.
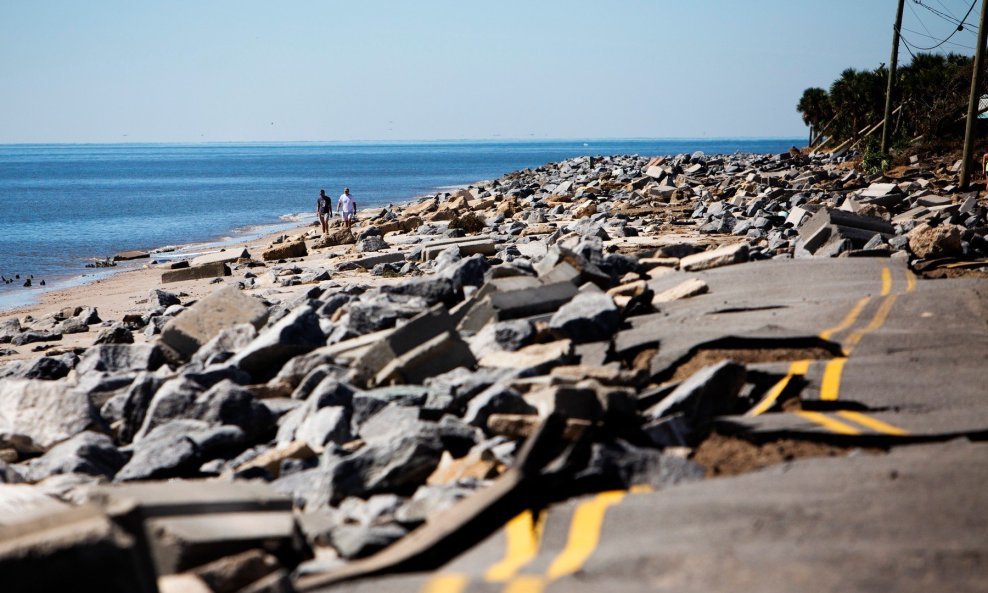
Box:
left=797, top=87, right=832, bottom=145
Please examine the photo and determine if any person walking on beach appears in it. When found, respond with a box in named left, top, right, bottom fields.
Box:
left=337, top=187, right=357, bottom=230
left=316, top=189, right=332, bottom=234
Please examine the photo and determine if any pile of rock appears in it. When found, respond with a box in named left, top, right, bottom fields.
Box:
left=2, top=148, right=986, bottom=591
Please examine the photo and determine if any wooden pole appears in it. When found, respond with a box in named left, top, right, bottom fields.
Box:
left=960, top=0, right=988, bottom=189
left=881, top=0, right=905, bottom=155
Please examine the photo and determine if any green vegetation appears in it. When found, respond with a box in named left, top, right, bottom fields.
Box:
left=797, top=52, right=985, bottom=153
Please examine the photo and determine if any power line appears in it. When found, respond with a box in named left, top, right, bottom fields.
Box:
left=904, top=0, right=979, bottom=49
left=932, top=0, right=980, bottom=35
left=909, top=0, right=979, bottom=43
left=901, top=25, right=976, bottom=49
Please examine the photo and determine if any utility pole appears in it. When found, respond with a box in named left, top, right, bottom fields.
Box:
left=881, top=0, right=905, bottom=156
left=960, top=0, right=988, bottom=189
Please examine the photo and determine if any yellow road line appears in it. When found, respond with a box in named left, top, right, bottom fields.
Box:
left=503, top=575, right=545, bottom=593
left=544, top=490, right=626, bottom=581
left=818, top=296, right=871, bottom=342
left=748, top=359, right=811, bottom=416
left=837, top=410, right=910, bottom=436
left=845, top=294, right=898, bottom=352
left=420, top=573, right=468, bottom=593
left=880, top=266, right=892, bottom=296
left=819, top=357, right=846, bottom=401
left=906, top=269, right=917, bottom=293
left=794, top=411, right=862, bottom=435
left=485, top=510, right=545, bottom=582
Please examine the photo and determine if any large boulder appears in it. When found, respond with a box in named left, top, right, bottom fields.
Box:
left=18, top=431, right=126, bottom=482
left=262, top=239, right=308, bottom=261
left=159, top=286, right=269, bottom=361
left=75, top=344, right=165, bottom=376
left=116, top=419, right=245, bottom=481
left=0, top=380, right=95, bottom=451
left=231, top=306, right=325, bottom=379
left=907, top=222, right=964, bottom=259
left=548, top=292, right=621, bottom=343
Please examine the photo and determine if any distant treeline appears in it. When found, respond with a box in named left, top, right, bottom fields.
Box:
left=797, top=52, right=987, bottom=153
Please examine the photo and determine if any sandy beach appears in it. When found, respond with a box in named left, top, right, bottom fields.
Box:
left=0, top=215, right=386, bottom=362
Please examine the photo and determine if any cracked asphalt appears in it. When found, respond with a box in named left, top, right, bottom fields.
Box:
left=308, top=256, right=988, bottom=593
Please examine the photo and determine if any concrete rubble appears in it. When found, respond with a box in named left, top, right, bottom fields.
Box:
left=2, top=148, right=988, bottom=591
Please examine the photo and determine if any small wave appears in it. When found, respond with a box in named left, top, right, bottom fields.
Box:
left=280, top=212, right=317, bottom=222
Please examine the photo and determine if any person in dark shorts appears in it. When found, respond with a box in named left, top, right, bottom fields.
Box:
left=316, top=189, right=332, bottom=234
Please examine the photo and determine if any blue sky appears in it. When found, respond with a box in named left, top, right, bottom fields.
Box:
left=0, top=1, right=981, bottom=143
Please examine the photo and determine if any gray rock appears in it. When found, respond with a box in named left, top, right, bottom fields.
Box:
left=643, top=360, right=747, bottom=445
left=190, top=380, right=274, bottom=440
left=232, top=306, right=325, bottom=379
left=356, top=236, right=389, bottom=252
left=275, top=380, right=355, bottom=446
left=148, top=288, right=181, bottom=309
left=93, top=322, right=134, bottom=345
left=0, top=380, right=95, bottom=451
left=394, top=483, right=474, bottom=525
left=190, top=322, right=258, bottom=367
left=12, top=330, right=61, bottom=346
left=19, top=431, right=126, bottom=482
left=0, top=354, right=75, bottom=381
left=54, top=316, right=89, bottom=335
left=379, top=276, right=462, bottom=308
left=328, top=523, right=408, bottom=559
left=296, top=406, right=351, bottom=449
left=572, top=439, right=705, bottom=491
left=466, top=319, right=534, bottom=359
left=328, top=433, right=443, bottom=502
left=548, top=292, right=620, bottom=343
left=462, top=384, right=536, bottom=428
left=0, top=318, right=22, bottom=344
left=116, top=419, right=245, bottom=481
left=356, top=403, right=420, bottom=442
left=75, top=344, right=165, bottom=376
left=351, top=385, right=429, bottom=427
left=117, top=371, right=167, bottom=444
left=133, top=376, right=270, bottom=443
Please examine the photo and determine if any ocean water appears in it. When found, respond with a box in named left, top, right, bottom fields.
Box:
left=0, top=139, right=800, bottom=309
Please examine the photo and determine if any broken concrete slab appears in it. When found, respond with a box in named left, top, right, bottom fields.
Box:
left=161, top=262, right=231, bottom=284
left=652, top=278, right=709, bottom=304
left=478, top=339, right=573, bottom=373
left=643, top=360, right=747, bottom=446
left=458, top=281, right=579, bottom=333
left=679, top=243, right=749, bottom=272
left=351, top=305, right=454, bottom=385
left=114, top=250, right=151, bottom=261
left=159, top=286, right=270, bottom=361
left=374, top=331, right=477, bottom=387
left=262, top=240, right=308, bottom=261
left=143, top=510, right=302, bottom=575
left=421, top=239, right=497, bottom=261
left=190, top=247, right=251, bottom=267
left=0, top=505, right=156, bottom=593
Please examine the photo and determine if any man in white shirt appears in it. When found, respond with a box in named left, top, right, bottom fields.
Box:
left=337, top=187, right=357, bottom=229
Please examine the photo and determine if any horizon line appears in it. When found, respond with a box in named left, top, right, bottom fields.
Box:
left=0, top=135, right=806, bottom=147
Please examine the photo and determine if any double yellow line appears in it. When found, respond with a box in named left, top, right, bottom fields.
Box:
left=422, top=487, right=648, bottom=593
left=749, top=266, right=915, bottom=436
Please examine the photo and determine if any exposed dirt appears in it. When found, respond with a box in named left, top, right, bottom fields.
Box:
left=691, top=433, right=864, bottom=478
left=669, top=347, right=835, bottom=382
left=920, top=267, right=988, bottom=280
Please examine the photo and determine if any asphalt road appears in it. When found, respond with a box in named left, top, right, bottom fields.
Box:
left=310, top=256, right=988, bottom=592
